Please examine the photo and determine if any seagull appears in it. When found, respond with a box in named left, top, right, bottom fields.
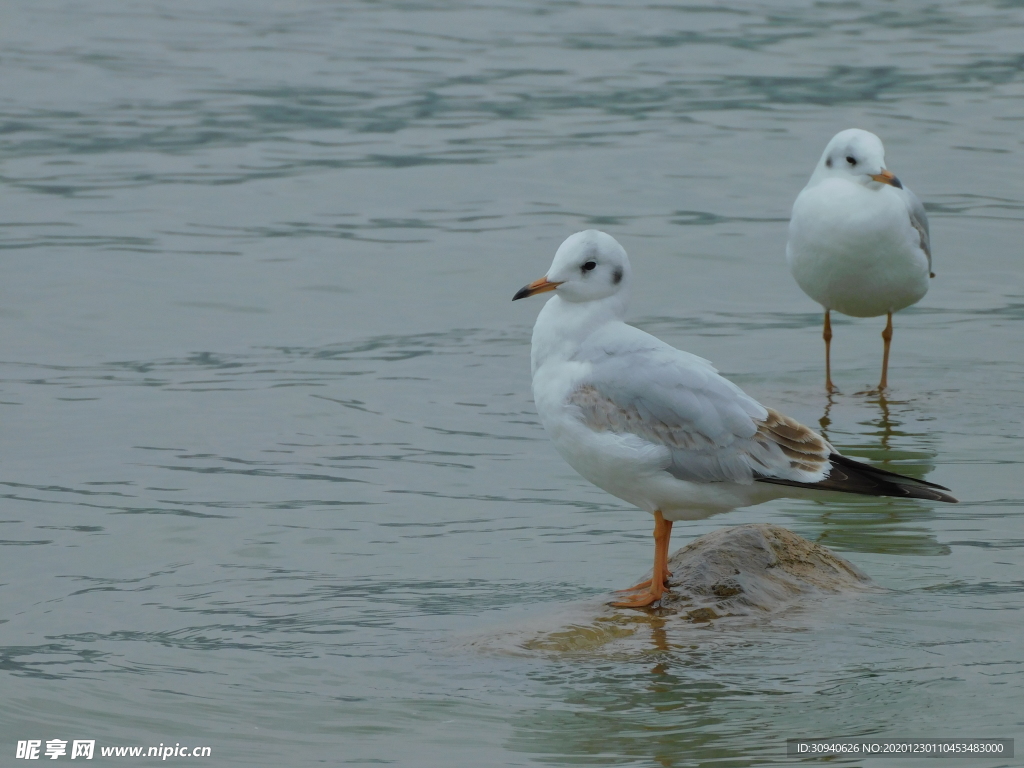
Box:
left=514, top=230, right=956, bottom=608
left=787, top=128, right=933, bottom=393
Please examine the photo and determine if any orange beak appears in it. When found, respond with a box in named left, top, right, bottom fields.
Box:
left=512, top=276, right=563, bottom=301
left=870, top=169, right=903, bottom=189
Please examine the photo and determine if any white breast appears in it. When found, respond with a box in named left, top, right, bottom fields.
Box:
left=787, top=178, right=930, bottom=317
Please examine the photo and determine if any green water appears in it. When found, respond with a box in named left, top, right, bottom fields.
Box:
left=0, top=1, right=1021, bottom=765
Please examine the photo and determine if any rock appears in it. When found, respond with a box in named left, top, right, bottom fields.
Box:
left=651, top=523, right=871, bottom=620
left=471, top=524, right=873, bottom=656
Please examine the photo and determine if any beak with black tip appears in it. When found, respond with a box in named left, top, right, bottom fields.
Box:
left=870, top=169, right=903, bottom=189
left=513, top=277, right=562, bottom=301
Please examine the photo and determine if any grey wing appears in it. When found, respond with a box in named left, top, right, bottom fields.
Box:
left=903, top=186, right=932, bottom=276
left=569, top=340, right=832, bottom=485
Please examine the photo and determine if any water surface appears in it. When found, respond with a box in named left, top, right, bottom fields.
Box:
left=1, top=1, right=1023, bottom=765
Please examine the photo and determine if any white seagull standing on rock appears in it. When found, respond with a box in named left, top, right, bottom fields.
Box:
left=514, top=230, right=956, bottom=608
left=787, top=128, right=934, bottom=393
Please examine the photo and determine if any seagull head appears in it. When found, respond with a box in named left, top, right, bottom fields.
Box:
left=513, top=230, right=631, bottom=303
left=814, top=128, right=903, bottom=190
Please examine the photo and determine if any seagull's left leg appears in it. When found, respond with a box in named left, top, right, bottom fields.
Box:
left=613, top=511, right=673, bottom=608
left=878, top=312, right=893, bottom=391
left=823, top=310, right=837, bottom=393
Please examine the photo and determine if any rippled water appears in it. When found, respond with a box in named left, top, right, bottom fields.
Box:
left=2, top=1, right=1023, bottom=765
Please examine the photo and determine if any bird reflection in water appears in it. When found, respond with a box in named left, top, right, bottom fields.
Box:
left=819, top=392, right=895, bottom=452
left=804, top=393, right=950, bottom=556
left=648, top=616, right=671, bottom=676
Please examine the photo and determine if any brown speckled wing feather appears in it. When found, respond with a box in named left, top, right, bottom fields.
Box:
left=570, top=386, right=957, bottom=501
left=570, top=384, right=721, bottom=452
left=568, top=386, right=830, bottom=485
left=754, top=408, right=831, bottom=476
left=755, top=407, right=957, bottom=503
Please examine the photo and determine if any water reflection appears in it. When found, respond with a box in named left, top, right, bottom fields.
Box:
left=507, top=613, right=847, bottom=768
left=792, top=395, right=949, bottom=556
left=509, top=643, right=747, bottom=767
left=819, top=393, right=900, bottom=454
left=504, top=595, right=956, bottom=767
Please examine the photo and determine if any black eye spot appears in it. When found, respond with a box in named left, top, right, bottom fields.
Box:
left=582, top=261, right=597, bottom=272
left=612, top=267, right=623, bottom=285
left=825, top=157, right=832, bottom=168
left=846, top=156, right=856, bottom=165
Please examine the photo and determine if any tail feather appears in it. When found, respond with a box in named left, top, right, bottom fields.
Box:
left=757, top=452, right=958, bottom=503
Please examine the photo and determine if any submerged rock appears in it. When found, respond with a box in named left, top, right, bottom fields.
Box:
left=470, top=524, right=873, bottom=656
left=650, top=523, right=871, bottom=620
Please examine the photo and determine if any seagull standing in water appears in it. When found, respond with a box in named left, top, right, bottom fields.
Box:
left=515, top=230, right=956, bottom=608
left=787, top=129, right=933, bottom=393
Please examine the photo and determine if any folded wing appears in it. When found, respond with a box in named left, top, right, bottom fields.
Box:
left=571, top=331, right=832, bottom=485
left=571, top=328, right=956, bottom=502
left=901, top=185, right=932, bottom=275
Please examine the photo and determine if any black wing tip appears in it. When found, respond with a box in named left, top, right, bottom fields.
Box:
left=829, top=453, right=958, bottom=503
left=757, top=453, right=958, bottom=503
left=828, top=453, right=957, bottom=497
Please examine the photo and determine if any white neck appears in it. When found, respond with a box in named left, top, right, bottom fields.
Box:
left=530, top=291, right=629, bottom=375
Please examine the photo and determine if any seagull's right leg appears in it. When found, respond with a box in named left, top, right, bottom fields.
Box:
left=878, top=311, right=893, bottom=391
left=823, top=309, right=837, bottom=393
left=613, top=511, right=673, bottom=608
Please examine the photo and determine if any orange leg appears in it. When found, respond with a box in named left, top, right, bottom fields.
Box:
left=615, top=511, right=673, bottom=593
left=613, top=511, right=673, bottom=608
left=878, top=312, right=893, bottom=392
left=823, top=310, right=837, bottom=394
left=613, top=567, right=673, bottom=594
